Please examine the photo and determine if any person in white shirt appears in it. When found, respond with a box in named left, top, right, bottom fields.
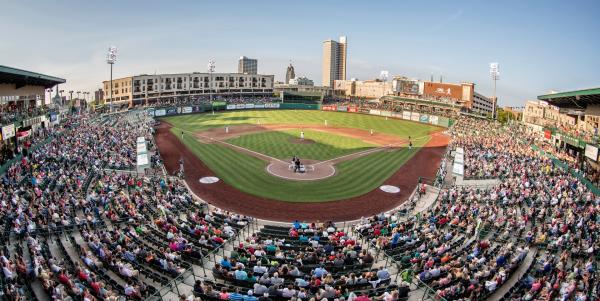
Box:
left=253, top=262, right=267, bottom=274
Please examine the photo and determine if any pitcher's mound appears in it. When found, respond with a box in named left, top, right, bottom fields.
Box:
left=289, top=138, right=315, bottom=144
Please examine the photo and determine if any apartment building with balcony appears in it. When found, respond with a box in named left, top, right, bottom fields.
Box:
left=103, top=72, right=274, bottom=106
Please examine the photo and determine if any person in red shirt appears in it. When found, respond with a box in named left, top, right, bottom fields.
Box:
left=58, top=270, right=72, bottom=288
left=355, top=293, right=371, bottom=301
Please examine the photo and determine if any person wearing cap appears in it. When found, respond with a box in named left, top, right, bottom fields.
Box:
left=243, top=290, right=258, bottom=301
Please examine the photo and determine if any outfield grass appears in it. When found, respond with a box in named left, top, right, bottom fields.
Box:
left=164, top=110, right=438, bottom=202
left=164, top=110, right=438, bottom=138
left=226, top=129, right=375, bottom=161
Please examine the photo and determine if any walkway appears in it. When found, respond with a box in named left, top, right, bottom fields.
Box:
left=486, top=247, right=538, bottom=301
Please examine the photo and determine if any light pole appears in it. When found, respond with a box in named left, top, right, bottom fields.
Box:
left=208, top=59, right=215, bottom=102
left=46, top=88, right=52, bottom=107
left=107, top=46, right=118, bottom=113
left=490, top=62, right=499, bottom=120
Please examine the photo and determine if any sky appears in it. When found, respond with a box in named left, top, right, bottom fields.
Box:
left=1, top=0, right=599, bottom=107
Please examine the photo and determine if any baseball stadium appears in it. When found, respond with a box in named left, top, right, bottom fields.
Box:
left=2, top=2, right=599, bottom=300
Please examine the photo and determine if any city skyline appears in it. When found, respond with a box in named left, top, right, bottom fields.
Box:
left=1, top=0, right=599, bottom=106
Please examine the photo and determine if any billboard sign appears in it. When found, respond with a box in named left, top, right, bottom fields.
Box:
left=322, top=105, right=337, bottom=111
left=402, top=111, right=411, bottom=120
left=423, top=82, right=463, bottom=100
left=155, top=109, right=166, bottom=117
left=347, top=106, right=358, bottom=112
left=369, top=109, right=381, bottom=116
left=1, top=124, right=15, bottom=140
left=245, top=103, right=255, bottom=109
left=337, top=106, right=347, bottom=112
left=411, top=112, right=420, bottom=121
left=429, top=115, right=439, bottom=124
left=420, top=115, right=429, bottom=123
left=395, top=80, right=419, bottom=94
left=254, top=104, right=265, bottom=109
left=585, top=144, right=599, bottom=161
left=227, top=104, right=236, bottom=110
left=182, top=107, right=193, bottom=114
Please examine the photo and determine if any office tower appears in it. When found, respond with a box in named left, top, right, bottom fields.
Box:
left=322, top=36, right=347, bottom=87
left=238, top=56, right=258, bottom=74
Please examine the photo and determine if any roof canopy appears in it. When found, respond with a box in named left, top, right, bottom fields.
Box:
left=0, top=65, right=66, bottom=89
left=538, top=87, right=600, bottom=108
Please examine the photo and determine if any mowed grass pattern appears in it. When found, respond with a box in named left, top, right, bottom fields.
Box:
left=164, top=110, right=438, bottom=202
left=226, top=129, right=375, bottom=161
left=164, top=110, right=438, bottom=139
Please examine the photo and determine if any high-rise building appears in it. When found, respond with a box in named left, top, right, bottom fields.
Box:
left=238, top=56, right=257, bottom=74
left=322, top=36, right=347, bottom=87
left=94, top=89, right=104, bottom=102
left=285, top=63, right=295, bottom=84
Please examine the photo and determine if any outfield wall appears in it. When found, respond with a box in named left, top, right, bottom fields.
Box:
left=323, top=104, right=453, bottom=128
left=147, top=102, right=319, bottom=117
left=148, top=102, right=453, bottom=127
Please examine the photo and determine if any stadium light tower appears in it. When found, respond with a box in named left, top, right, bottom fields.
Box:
left=208, top=59, right=215, bottom=102
left=490, top=62, right=499, bottom=119
left=107, top=46, right=118, bottom=113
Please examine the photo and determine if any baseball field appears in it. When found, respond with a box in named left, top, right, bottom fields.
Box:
left=161, top=110, right=441, bottom=202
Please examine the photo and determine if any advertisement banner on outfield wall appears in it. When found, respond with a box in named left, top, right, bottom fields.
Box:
left=392, top=112, right=403, bottom=119
left=182, top=107, right=193, bottom=114
left=322, top=105, right=337, bottom=111
left=380, top=111, right=392, bottom=117
left=348, top=106, right=358, bottom=112
left=420, top=115, right=429, bottom=123
left=1, top=124, right=15, bottom=140
left=264, top=103, right=280, bottom=109
left=227, top=104, right=236, bottom=110
left=402, top=111, right=411, bottom=120
left=192, top=106, right=202, bottom=112
left=369, top=109, right=381, bottom=116
left=337, top=106, right=347, bottom=112
left=246, top=104, right=255, bottom=109
left=155, top=109, right=166, bottom=117
left=411, top=112, right=420, bottom=121
left=429, top=115, right=439, bottom=125
left=254, top=104, right=265, bottom=109
left=437, top=117, right=450, bottom=127
left=166, top=108, right=178, bottom=115
left=544, top=130, right=552, bottom=140
left=235, top=104, right=246, bottom=109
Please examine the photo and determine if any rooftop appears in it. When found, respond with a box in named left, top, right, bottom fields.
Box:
left=538, top=87, right=600, bottom=108
left=0, top=65, right=66, bottom=88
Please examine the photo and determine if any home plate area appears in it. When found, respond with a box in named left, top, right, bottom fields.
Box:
left=266, top=159, right=336, bottom=181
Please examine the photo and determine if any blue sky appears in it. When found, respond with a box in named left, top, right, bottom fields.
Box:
left=1, top=0, right=599, bottom=106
